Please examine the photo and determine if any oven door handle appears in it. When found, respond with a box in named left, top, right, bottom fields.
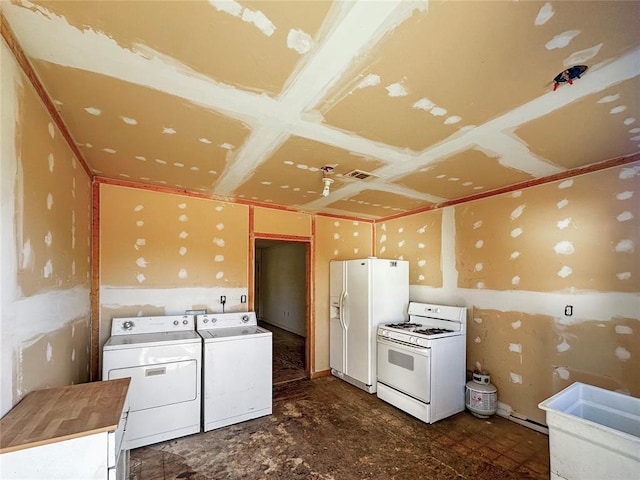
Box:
left=377, top=336, right=431, bottom=356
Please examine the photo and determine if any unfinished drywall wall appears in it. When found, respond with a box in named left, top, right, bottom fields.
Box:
left=99, top=184, right=250, bottom=357
left=314, top=215, right=374, bottom=371
left=1, top=39, right=91, bottom=416
left=253, top=206, right=311, bottom=237
left=260, top=242, right=306, bottom=336
left=376, top=209, right=443, bottom=286
left=397, top=162, right=639, bottom=425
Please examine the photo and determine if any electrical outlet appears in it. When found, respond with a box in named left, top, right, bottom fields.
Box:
left=564, top=305, right=573, bottom=316
left=220, top=295, right=226, bottom=304
left=240, top=295, right=247, bottom=303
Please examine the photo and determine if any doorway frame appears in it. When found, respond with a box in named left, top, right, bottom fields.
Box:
left=249, top=233, right=314, bottom=379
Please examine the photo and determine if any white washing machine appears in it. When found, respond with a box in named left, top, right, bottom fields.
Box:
left=197, top=312, right=272, bottom=432
left=102, top=314, right=201, bottom=450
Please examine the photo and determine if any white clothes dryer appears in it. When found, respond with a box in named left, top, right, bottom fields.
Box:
left=197, top=312, right=272, bottom=432
left=103, top=315, right=201, bottom=450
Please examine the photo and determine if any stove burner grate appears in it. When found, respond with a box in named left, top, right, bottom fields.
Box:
left=384, top=322, right=422, bottom=330
left=413, top=328, right=454, bottom=336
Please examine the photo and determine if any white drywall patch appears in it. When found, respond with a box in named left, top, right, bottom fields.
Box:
left=511, top=320, right=521, bottom=329
left=557, top=339, right=570, bottom=352
left=288, top=29, right=313, bottom=55
left=475, top=240, right=483, bottom=248
left=510, top=227, right=523, bottom=238
left=615, top=346, right=631, bottom=361
left=413, top=98, right=435, bottom=111
left=84, top=107, right=101, bottom=116
left=242, top=8, right=276, bottom=37
left=44, top=259, right=53, bottom=278
left=510, top=251, right=520, bottom=259
left=46, top=193, right=53, bottom=210
left=557, top=199, right=569, bottom=209
left=179, top=231, right=188, bottom=239
left=48, top=122, right=55, bottom=138
left=557, top=218, right=572, bottom=229
left=614, top=239, right=634, bottom=253
left=135, top=156, right=146, bottom=161
left=473, top=220, right=483, bottom=229
left=136, top=273, right=146, bottom=283
left=545, top=30, right=580, bottom=50
left=510, top=372, right=523, bottom=384
left=199, top=138, right=212, bottom=144
left=103, top=148, right=116, bottom=154
left=557, top=265, right=573, bottom=278
left=213, top=237, right=225, bottom=247
left=44, top=231, right=52, bottom=247
left=564, top=43, right=602, bottom=67
left=385, top=82, right=408, bottom=97
left=619, top=167, right=639, bottom=179
left=46, top=342, right=52, bottom=362
left=512, top=276, right=520, bottom=286
left=216, top=272, right=224, bottom=280
left=121, top=116, right=138, bottom=125
left=474, top=263, right=483, bottom=271
left=509, top=343, right=522, bottom=353
left=616, top=272, right=631, bottom=280
left=444, top=115, right=461, bottom=125
left=417, top=259, right=426, bottom=267
left=418, top=242, right=425, bottom=249
left=624, top=117, right=637, bottom=126
left=554, top=240, right=575, bottom=255
left=535, top=2, right=554, bottom=26
left=178, top=268, right=188, bottom=279
left=136, top=220, right=144, bottom=227
left=598, top=94, right=620, bottom=103
left=179, top=247, right=187, bottom=256
left=555, top=367, right=570, bottom=380
left=615, top=325, right=633, bottom=335
left=617, top=211, right=633, bottom=222
left=475, top=337, right=481, bottom=343
left=610, top=105, right=628, bottom=114
left=134, top=205, right=144, bottom=212
left=510, top=205, right=525, bottom=220
left=214, top=255, right=224, bottom=262
left=558, top=179, right=574, bottom=189
left=163, top=127, right=176, bottom=134
left=178, top=214, right=188, bottom=222
left=136, top=257, right=148, bottom=268
left=356, top=73, right=381, bottom=91
left=48, top=153, right=54, bottom=172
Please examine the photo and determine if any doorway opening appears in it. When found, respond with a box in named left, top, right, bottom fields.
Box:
left=254, top=239, right=309, bottom=385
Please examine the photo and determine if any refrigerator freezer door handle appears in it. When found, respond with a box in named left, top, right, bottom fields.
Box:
left=340, top=291, right=347, bottom=329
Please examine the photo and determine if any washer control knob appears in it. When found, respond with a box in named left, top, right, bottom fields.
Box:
left=122, top=321, right=134, bottom=330
left=203, top=318, right=209, bottom=323
left=183, top=319, right=189, bottom=325
left=173, top=320, right=179, bottom=326
left=241, top=315, right=249, bottom=323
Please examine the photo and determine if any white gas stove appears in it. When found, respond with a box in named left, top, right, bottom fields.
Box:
left=376, top=302, right=467, bottom=424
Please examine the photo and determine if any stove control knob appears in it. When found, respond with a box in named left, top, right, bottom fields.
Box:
left=173, top=320, right=179, bottom=326
left=416, top=338, right=423, bottom=346
left=382, top=330, right=388, bottom=336
left=122, top=321, right=134, bottom=330
left=203, top=318, right=209, bottom=323
left=410, top=336, right=416, bottom=344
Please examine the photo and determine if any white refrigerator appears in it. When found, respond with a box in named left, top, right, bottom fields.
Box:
left=329, top=258, right=409, bottom=393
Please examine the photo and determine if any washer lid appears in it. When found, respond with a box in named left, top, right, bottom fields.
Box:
left=104, top=330, right=201, bottom=350
left=199, top=325, right=271, bottom=341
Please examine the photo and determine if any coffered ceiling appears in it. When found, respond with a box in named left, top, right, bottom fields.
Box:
left=2, top=0, right=639, bottom=219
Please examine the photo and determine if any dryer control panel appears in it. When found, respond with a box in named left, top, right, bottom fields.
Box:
left=110, top=315, right=195, bottom=335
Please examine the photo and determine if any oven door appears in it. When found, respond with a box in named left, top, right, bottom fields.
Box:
left=377, top=337, right=431, bottom=403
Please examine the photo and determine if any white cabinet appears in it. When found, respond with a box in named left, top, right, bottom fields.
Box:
left=0, top=379, right=130, bottom=480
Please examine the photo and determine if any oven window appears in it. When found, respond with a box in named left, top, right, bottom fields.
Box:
left=388, top=349, right=414, bottom=371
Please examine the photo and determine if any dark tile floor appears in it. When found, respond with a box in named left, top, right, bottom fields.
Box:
left=129, top=321, right=549, bottom=478
left=128, top=376, right=550, bottom=480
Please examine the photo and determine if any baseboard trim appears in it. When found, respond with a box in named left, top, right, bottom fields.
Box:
left=310, top=369, right=331, bottom=379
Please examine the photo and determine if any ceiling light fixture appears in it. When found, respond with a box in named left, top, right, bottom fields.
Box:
left=320, top=165, right=335, bottom=197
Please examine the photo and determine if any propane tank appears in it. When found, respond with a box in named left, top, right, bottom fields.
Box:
left=466, top=372, right=498, bottom=418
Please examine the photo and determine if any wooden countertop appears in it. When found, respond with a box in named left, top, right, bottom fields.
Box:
left=0, top=378, right=130, bottom=454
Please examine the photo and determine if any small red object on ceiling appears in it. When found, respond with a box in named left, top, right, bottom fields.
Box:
left=553, top=65, right=588, bottom=91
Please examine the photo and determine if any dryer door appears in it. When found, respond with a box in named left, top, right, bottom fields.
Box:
left=106, top=360, right=198, bottom=410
